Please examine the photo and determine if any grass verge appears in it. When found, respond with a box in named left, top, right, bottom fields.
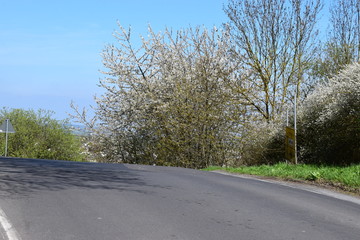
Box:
left=203, top=163, right=360, bottom=196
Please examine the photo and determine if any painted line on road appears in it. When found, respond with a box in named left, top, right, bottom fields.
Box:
left=212, top=170, right=360, bottom=206
left=0, top=208, right=21, bottom=240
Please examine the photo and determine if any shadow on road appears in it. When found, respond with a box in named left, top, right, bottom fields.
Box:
left=0, top=157, right=156, bottom=198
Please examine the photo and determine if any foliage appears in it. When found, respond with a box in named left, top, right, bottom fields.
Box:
left=203, top=163, right=360, bottom=192
left=255, top=63, right=360, bottom=166
left=0, top=108, right=84, bottom=161
left=72, top=25, right=245, bottom=168
left=297, top=63, right=360, bottom=165
left=237, top=119, right=285, bottom=166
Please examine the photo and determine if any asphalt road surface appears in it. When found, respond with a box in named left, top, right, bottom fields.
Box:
left=0, top=157, right=359, bottom=240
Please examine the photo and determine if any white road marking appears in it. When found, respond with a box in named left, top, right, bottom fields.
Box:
left=0, top=208, right=21, bottom=240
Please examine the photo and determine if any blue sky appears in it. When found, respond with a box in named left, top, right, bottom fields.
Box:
left=0, top=0, right=227, bottom=120
left=0, top=0, right=331, bottom=121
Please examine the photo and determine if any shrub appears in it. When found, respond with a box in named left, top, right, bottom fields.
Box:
left=246, top=63, right=360, bottom=166
left=239, top=119, right=285, bottom=166
left=0, top=108, right=85, bottom=161
left=297, top=63, right=360, bottom=165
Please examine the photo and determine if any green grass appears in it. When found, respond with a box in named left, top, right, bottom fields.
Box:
left=203, top=163, right=360, bottom=194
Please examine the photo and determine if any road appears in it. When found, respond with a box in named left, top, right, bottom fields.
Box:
left=0, top=157, right=359, bottom=240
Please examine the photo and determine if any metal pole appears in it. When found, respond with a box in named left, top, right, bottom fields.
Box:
left=294, top=94, right=297, bottom=164
left=5, top=119, right=9, bottom=157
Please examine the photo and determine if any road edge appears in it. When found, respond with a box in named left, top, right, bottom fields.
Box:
left=212, top=170, right=360, bottom=206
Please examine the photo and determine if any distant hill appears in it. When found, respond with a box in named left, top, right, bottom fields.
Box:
left=65, top=124, right=90, bottom=136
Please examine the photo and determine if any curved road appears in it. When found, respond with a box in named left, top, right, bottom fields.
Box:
left=0, top=157, right=359, bottom=240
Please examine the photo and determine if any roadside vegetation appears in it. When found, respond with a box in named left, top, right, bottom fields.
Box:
left=0, top=108, right=85, bottom=161
left=69, top=0, right=359, bottom=183
left=204, top=164, right=360, bottom=195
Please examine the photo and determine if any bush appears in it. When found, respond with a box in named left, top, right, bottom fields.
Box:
left=297, top=63, right=360, bottom=165
left=244, top=63, right=360, bottom=166
left=73, top=25, right=243, bottom=168
left=239, top=119, right=285, bottom=166
left=0, top=108, right=85, bottom=161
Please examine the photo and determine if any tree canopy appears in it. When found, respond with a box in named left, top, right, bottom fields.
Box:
left=224, top=0, right=322, bottom=121
left=72, top=25, right=244, bottom=168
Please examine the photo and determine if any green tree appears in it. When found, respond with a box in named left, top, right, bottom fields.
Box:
left=0, top=108, right=84, bottom=161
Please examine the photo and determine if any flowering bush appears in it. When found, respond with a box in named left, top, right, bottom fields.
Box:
left=73, top=24, right=245, bottom=168
left=297, top=63, right=360, bottom=165
left=239, top=119, right=285, bottom=166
